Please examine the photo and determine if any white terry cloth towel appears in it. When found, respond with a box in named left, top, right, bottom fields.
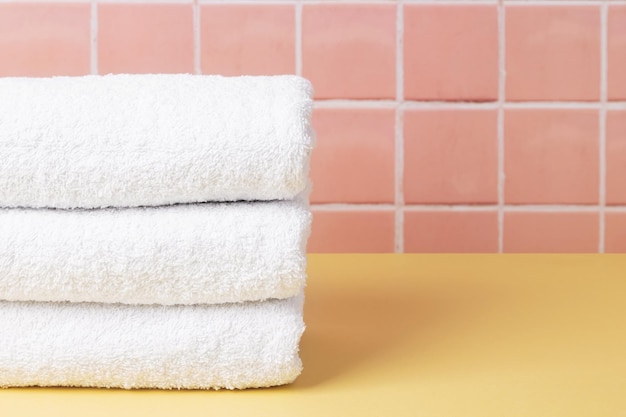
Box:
left=0, top=74, right=314, bottom=209
left=0, top=294, right=305, bottom=389
left=0, top=200, right=310, bottom=305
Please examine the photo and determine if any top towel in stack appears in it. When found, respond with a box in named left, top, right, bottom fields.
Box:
left=0, top=74, right=313, bottom=209
left=0, top=74, right=314, bottom=307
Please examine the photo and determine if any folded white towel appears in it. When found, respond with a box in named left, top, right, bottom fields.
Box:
left=0, top=294, right=304, bottom=389
left=0, top=200, right=310, bottom=305
left=0, top=74, right=313, bottom=209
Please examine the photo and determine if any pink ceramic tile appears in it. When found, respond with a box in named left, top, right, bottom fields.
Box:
left=310, top=108, right=395, bottom=204
left=607, top=111, right=626, bottom=205
left=404, top=211, right=498, bottom=253
left=404, top=109, right=498, bottom=204
left=608, top=6, right=626, bottom=100
left=404, top=5, right=498, bottom=101
left=308, top=210, right=395, bottom=253
left=506, top=6, right=601, bottom=101
left=302, top=4, right=396, bottom=99
left=504, top=109, right=599, bottom=204
left=605, top=213, right=626, bottom=253
left=99, top=4, right=193, bottom=74
left=0, top=3, right=90, bottom=76
left=504, top=212, right=598, bottom=253
left=200, top=5, right=294, bottom=76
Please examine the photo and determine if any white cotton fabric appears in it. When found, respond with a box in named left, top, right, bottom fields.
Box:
left=0, top=74, right=314, bottom=209
left=0, top=294, right=304, bottom=389
left=0, top=200, right=310, bottom=305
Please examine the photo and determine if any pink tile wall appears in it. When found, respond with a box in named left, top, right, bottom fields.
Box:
left=608, top=6, right=626, bottom=100
left=310, top=108, right=395, bottom=204
left=404, top=109, right=498, bottom=204
left=607, top=111, right=626, bottom=205
left=99, top=4, right=194, bottom=74
left=1, top=1, right=624, bottom=253
left=302, top=4, right=396, bottom=99
left=503, top=212, right=599, bottom=253
left=200, top=5, right=295, bottom=76
left=404, top=211, right=499, bottom=253
left=404, top=5, right=498, bottom=101
left=505, top=6, right=601, bottom=101
left=0, top=3, right=90, bottom=76
left=504, top=109, right=599, bottom=205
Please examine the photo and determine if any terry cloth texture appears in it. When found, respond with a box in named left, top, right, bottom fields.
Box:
left=0, top=294, right=304, bottom=389
left=0, top=200, right=311, bottom=305
left=0, top=74, right=314, bottom=209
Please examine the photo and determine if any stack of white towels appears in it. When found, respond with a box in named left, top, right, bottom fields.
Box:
left=0, top=75, right=314, bottom=389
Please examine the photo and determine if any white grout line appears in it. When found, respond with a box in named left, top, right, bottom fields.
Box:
left=606, top=102, right=626, bottom=110
left=293, top=0, right=392, bottom=3
left=90, top=1, right=98, bottom=75
left=314, top=100, right=400, bottom=109
left=404, top=0, right=498, bottom=3
left=295, top=1, right=302, bottom=76
left=503, top=1, right=610, bottom=5
left=497, top=2, right=506, bottom=253
left=0, top=0, right=619, bottom=3
left=0, top=0, right=92, bottom=2
left=404, top=205, right=500, bottom=212
left=193, top=1, right=201, bottom=75
left=199, top=0, right=393, bottom=3
left=403, top=101, right=499, bottom=109
left=606, top=206, right=626, bottom=213
left=64, top=0, right=620, bottom=3
left=96, top=0, right=193, bottom=3
left=312, top=204, right=397, bottom=212
left=503, top=101, right=605, bottom=109
left=311, top=203, right=625, bottom=212
left=194, top=0, right=626, bottom=3
left=199, top=0, right=295, bottom=3
left=599, top=1, right=608, bottom=253
left=312, top=99, right=626, bottom=109
left=394, top=1, right=404, bottom=253
left=504, top=205, right=603, bottom=213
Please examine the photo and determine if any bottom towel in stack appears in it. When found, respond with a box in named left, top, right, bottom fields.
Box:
left=0, top=294, right=304, bottom=389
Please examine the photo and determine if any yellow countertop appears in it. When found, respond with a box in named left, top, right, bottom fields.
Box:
left=3, top=254, right=626, bottom=416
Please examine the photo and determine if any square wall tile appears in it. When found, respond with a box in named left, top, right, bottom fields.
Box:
left=506, top=6, right=601, bottom=101
left=606, top=213, right=626, bottom=253
left=608, top=6, right=626, bottom=100
left=404, top=211, right=498, bottom=253
left=302, top=4, right=396, bottom=99
left=404, top=5, right=498, bottom=101
left=310, top=108, right=395, bottom=204
left=607, top=111, right=626, bottom=205
left=99, top=4, right=194, bottom=74
left=308, top=210, right=395, bottom=253
left=0, top=3, right=90, bottom=76
left=404, top=109, right=498, bottom=204
left=504, top=109, right=599, bottom=204
left=200, top=5, right=294, bottom=76
left=504, top=212, right=598, bottom=253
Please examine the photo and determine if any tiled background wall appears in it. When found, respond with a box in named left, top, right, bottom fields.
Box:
left=1, top=0, right=625, bottom=253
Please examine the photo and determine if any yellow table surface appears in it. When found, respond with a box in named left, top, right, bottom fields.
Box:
left=3, top=254, right=626, bottom=416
